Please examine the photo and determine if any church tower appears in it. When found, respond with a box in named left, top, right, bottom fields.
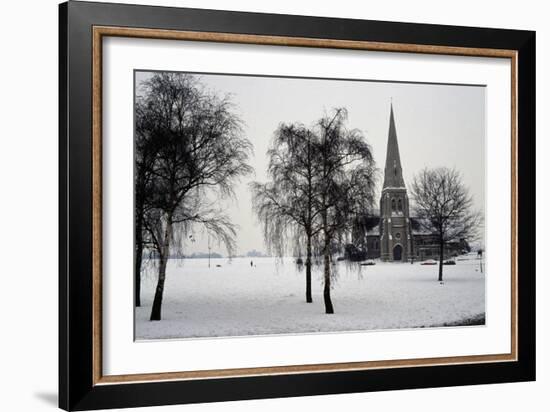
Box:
left=380, top=104, right=412, bottom=261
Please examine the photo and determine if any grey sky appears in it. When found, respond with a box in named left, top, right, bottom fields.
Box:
left=136, top=71, right=485, bottom=256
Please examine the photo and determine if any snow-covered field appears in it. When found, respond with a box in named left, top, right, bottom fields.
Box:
left=135, top=255, right=485, bottom=340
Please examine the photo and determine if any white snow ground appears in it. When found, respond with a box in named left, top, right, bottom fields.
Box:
left=135, top=254, right=485, bottom=340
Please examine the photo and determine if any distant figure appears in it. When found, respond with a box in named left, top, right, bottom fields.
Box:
left=250, top=260, right=253, bottom=267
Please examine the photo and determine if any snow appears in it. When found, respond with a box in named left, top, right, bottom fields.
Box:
left=368, top=227, right=380, bottom=235
left=135, top=254, right=485, bottom=340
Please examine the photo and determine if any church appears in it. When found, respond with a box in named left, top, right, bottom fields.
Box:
left=362, top=105, right=469, bottom=262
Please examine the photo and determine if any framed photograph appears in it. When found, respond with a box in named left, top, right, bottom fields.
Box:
left=59, top=1, right=535, bottom=410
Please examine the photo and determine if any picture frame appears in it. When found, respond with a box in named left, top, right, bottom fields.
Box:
left=59, top=1, right=535, bottom=410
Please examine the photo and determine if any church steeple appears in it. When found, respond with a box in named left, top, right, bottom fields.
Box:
left=379, top=102, right=412, bottom=262
left=383, top=104, right=405, bottom=189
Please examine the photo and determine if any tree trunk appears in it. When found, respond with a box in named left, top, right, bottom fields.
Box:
left=135, top=241, right=143, bottom=307
left=322, top=216, right=334, bottom=314
left=323, top=241, right=334, bottom=314
left=438, top=233, right=444, bottom=282
left=150, top=216, right=172, bottom=321
left=305, top=233, right=313, bottom=303
left=135, top=206, right=144, bottom=307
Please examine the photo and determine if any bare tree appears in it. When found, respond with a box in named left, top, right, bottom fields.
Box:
left=410, top=167, right=481, bottom=282
left=135, top=96, right=165, bottom=307
left=136, top=73, right=252, bottom=321
left=314, top=109, right=376, bottom=313
left=251, top=110, right=376, bottom=312
left=251, top=124, right=322, bottom=303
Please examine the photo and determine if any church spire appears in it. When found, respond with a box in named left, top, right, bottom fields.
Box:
left=383, top=103, right=405, bottom=189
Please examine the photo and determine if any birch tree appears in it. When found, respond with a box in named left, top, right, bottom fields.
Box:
left=313, top=109, right=376, bottom=313
left=252, top=108, right=376, bottom=313
left=251, top=124, right=322, bottom=303
left=136, top=73, right=252, bottom=320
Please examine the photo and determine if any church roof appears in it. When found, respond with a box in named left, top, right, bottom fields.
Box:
left=360, top=215, right=437, bottom=236
left=382, top=104, right=406, bottom=189
left=410, top=217, right=435, bottom=236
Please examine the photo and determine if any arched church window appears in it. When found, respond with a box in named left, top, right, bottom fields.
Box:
left=391, top=198, right=396, bottom=211
left=398, top=199, right=402, bottom=211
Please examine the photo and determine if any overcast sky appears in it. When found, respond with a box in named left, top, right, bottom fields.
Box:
left=136, top=71, right=485, bottom=256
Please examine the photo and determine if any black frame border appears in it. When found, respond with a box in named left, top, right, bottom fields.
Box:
left=59, top=1, right=535, bottom=410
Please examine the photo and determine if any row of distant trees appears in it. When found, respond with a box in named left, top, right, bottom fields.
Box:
left=135, top=72, right=481, bottom=320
